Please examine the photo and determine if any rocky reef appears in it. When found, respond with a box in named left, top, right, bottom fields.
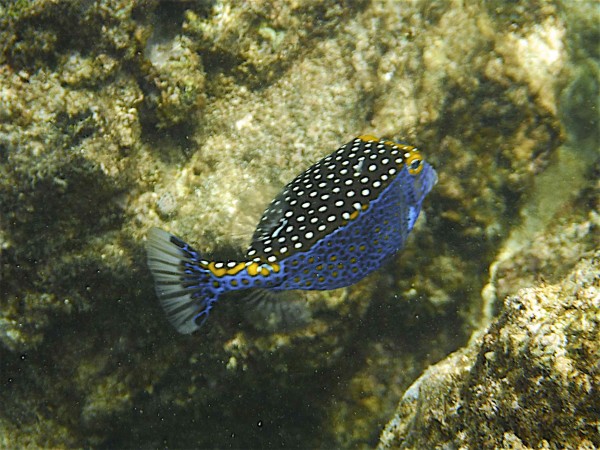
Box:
left=0, top=0, right=597, bottom=448
left=378, top=252, right=599, bottom=449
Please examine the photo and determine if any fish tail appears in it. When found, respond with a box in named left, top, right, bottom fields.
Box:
left=146, top=227, right=219, bottom=334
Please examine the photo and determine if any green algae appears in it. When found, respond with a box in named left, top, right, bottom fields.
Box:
left=0, top=0, right=597, bottom=448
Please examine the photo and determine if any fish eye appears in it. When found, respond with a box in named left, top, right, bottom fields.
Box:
left=406, top=153, right=424, bottom=175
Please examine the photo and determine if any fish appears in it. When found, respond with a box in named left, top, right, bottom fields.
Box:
left=146, top=135, right=437, bottom=334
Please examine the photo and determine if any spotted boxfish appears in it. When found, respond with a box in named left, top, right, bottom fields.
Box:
left=146, top=135, right=437, bottom=334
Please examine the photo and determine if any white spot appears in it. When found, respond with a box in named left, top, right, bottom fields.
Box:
left=272, top=219, right=288, bottom=238
left=215, top=262, right=224, bottom=268
left=353, top=159, right=364, bottom=175
left=321, top=193, right=330, bottom=200
left=297, top=215, right=306, bottom=222
left=298, top=190, right=305, bottom=196
left=360, top=176, right=369, bottom=184
left=268, top=255, right=277, bottom=262
left=388, top=168, right=397, bottom=175
left=382, top=158, right=389, bottom=164
left=278, top=236, right=286, bottom=243
left=248, top=249, right=257, bottom=256
left=309, top=191, right=318, bottom=197
left=342, top=160, right=350, bottom=166
left=319, top=182, right=327, bottom=188
left=353, top=202, right=362, bottom=210
left=227, top=261, right=237, bottom=268
left=301, top=201, right=310, bottom=208
left=280, top=246, right=288, bottom=254
left=369, top=164, right=377, bottom=172
left=310, top=217, right=318, bottom=223
left=294, top=242, right=303, bottom=249
left=332, top=187, right=341, bottom=193
left=286, top=225, right=294, bottom=233
left=327, top=173, right=335, bottom=179
left=395, top=158, right=403, bottom=164
left=318, top=205, right=328, bottom=212
left=345, top=179, right=353, bottom=186
left=335, top=200, right=344, bottom=207
left=289, top=199, right=298, bottom=206
left=318, top=224, right=327, bottom=231
left=346, top=190, right=355, bottom=198
left=342, top=212, right=350, bottom=220
left=264, top=247, right=272, bottom=253
left=305, top=231, right=314, bottom=239
left=340, top=168, right=348, bottom=175
left=362, top=188, right=370, bottom=196
left=285, top=211, right=294, bottom=218
left=291, top=235, right=299, bottom=241
left=381, top=174, right=389, bottom=181
left=327, top=215, right=336, bottom=222
left=373, top=180, right=382, bottom=188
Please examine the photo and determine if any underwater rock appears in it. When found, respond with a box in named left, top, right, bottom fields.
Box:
left=378, top=252, right=600, bottom=449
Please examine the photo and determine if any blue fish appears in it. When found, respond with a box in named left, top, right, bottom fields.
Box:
left=146, top=135, right=437, bottom=333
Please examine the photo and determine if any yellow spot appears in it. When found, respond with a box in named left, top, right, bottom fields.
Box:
left=242, top=279, right=249, bottom=285
left=308, top=257, right=315, bottom=263
left=349, top=210, right=360, bottom=220
left=359, top=245, right=366, bottom=251
left=318, top=276, right=325, bottom=282
left=375, top=227, right=381, bottom=233
left=208, top=263, right=227, bottom=277
left=332, top=271, right=338, bottom=277
left=225, top=262, right=247, bottom=276
left=260, top=267, right=271, bottom=277
left=350, top=257, right=357, bottom=263
left=316, top=264, right=323, bottom=271
left=246, top=263, right=260, bottom=276
left=212, top=281, right=221, bottom=288
left=357, top=134, right=378, bottom=142
left=305, top=280, right=312, bottom=287
left=330, top=255, right=337, bottom=262
left=349, top=245, right=356, bottom=252
left=337, top=263, right=344, bottom=269
left=292, top=260, right=299, bottom=266
left=294, top=276, right=301, bottom=283
left=231, top=279, right=238, bottom=287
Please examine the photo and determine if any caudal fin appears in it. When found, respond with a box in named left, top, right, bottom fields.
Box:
left=146, top=227, right=217, bottom=334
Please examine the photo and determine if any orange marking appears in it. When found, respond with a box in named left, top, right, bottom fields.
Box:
left=357, top=134, right=379, bottom=142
